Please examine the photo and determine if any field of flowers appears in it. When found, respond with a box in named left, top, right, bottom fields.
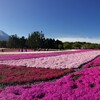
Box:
left=0, top=49, right=100, bottom=99
left=0, top=50, right=100, bottom=69
left=0, top=65, right=73, bottom=85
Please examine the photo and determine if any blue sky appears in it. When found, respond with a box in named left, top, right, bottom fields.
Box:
left=0, top=0, right=100, bottom=43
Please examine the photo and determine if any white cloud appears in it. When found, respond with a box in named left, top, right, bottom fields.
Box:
left=55, top=37, right=100, bottom=43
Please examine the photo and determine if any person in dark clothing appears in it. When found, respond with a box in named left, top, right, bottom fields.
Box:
left=1, top=49, right=4, bottom=52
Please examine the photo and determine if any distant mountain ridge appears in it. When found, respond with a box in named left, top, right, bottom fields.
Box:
left=0, top=30, right=9, bottom=41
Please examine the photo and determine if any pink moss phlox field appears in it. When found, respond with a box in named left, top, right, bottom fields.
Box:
left=0, top=50, right=100, bottom=69
left=0, top=65, right=70, bottom=85
left=0, top=50, right=90, bottom=61
left=0, top=67, right=100, bottom=99
left=83, top=56, right=100, bottom=68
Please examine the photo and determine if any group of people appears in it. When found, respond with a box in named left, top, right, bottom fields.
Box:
left=0, top=48, right=28, bottom=52
left=18, top=48, right=27, bottom=52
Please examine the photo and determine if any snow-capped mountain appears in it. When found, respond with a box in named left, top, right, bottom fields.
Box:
left=0, top=30, right=9, bottom=41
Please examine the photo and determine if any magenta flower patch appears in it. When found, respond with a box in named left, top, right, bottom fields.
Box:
left=0, top=67, right=100, bottom=99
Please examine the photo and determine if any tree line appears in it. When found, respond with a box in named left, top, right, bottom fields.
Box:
left=0, top=31, right=100, bottom=50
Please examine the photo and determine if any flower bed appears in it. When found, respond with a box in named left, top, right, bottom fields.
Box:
left=0, top=65, right=72, bottom=85
left=83, top=56, right=100, bottom=68
left=0, top=50, right=90, bottom=61
left=0, top=67, right=100, bottom=99
left=0, top=50, right=100, bottom=69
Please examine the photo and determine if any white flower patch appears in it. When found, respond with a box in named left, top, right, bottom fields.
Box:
left=0, top=51, right=100, bottom=69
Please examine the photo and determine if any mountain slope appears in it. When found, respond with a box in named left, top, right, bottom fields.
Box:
left=0, top=30, right=9, bottom=41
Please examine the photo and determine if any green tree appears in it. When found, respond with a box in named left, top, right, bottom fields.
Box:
left=0, top=41, right=7, bottom=48
left=7, top=34, right=20, bottom=48
left=55, top=40, right=63, bottom=49
left=19, top=36, right=26, bottom=49
left=28, top=31, right=45, bottom=49
left=63, top=42, right=72, bottom=49
left=72, top=42, right=81, bottom=49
